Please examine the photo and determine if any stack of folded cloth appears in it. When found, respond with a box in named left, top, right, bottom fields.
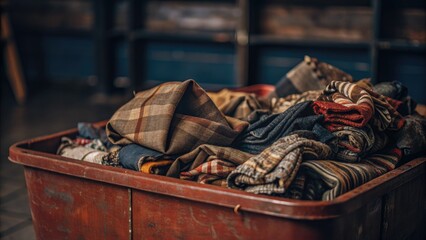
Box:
left=57, top=56, right=426, bottom=201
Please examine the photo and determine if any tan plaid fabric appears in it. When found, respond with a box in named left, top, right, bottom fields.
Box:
left=208, top=89, right=265, bottom=120
left=106, top=80, right=248, bottom=155
left=227, top=134, right=332, bottom=195
left=167, top=144, right=253, bottom=178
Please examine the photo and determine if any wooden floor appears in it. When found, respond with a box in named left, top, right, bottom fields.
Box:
left=0, top=82, right=126, bottom=239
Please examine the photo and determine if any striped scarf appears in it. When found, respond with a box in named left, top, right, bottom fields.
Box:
left=313, top=81, right=404, bottom=131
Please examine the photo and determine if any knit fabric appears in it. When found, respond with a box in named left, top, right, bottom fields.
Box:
left=313, top=81, right=404, bottom=131
left=235, top=101, right=326, bottom=154
left=227, top=134, right=332, bottom=195
left=167, top=144, right=253, bottom=178
left=373, top=81, right=417, bottom=116
left=208, top=89, right=264, bottom=121
left=272, top=56, right=353, bottom=98
left=106, top=80, right=248, bottom=155
left=288, top=147, right=402, bottom=200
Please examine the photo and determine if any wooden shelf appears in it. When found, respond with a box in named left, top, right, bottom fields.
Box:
left=130, top=30, right=235, bottom=44
left=250, top=35, right=371, bottom=49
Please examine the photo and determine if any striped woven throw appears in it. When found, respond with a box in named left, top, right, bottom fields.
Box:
left=313, top=81, right=404, bottom=131
left=106, top=80, right=248, bottom=155
left=287, top=147, right=402, bottom=200
left=227, top=134, right=332, bottom=195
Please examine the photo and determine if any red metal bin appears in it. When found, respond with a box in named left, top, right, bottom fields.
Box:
left=8, top=122, right=426, bottom=240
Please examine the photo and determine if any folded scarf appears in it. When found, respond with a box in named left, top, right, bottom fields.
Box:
left=167, top=144, right=253, bottom=178
left=106, top=80, right=248, bottom=155
left=393, top=114, right=426, bottom=159
left=271, top=56, right=353, bottom=98
left=287, top=148, right=402, bottom=200
left=57, top=137, right=108, bottom=164
left=332, top=124, right=388, bottom=162
left=373, top=81, right=417, bottom=116
left=208, top=89, right=264, bottom=121
left=227, top=133, right=333, bottom=195
left=141, top=160, right=173, bottom=175
left=313, top=81, right=404, bottom=131
left=234, top=101, right=330, bottom=154
left=117, top=144, right=167, bottom=171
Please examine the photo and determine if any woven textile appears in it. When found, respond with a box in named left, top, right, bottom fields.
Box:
left=271, top=90, right=322, bottom=114
left=288, top=148, right=402, bottom=200
left=272, top=56, right=353, bottom=98
left=180, top=160, right=239, bottom=187
left=373, top=81, right=417, bottom=116
left=140, top=160, right=173, bottom=175
left=106, top=80, right=248, bottom=155
left=332, top=124, right=388, bottom=162
left=167, top=144, right=253, bottom=178
left=234, top=101, right=327, bottom=154
left=313, top=81, right=404, bottom=131
left=118, top=144, right=166, bottom=171
left=227, top=134, right=332, bottom=195
left=393, top=114, right=426, bottom=158
left=57, top=137, right=107, bottom=164
left=208, top=89, right=264, bottom=120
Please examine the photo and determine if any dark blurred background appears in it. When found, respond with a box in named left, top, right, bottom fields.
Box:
left=1, top=0, right=425, bottom=238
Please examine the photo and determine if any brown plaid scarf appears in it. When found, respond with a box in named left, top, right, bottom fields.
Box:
left=208, top=89, right=264, bottom=120
left=167, top=144, right=253, bottom=178
left=106, top=80, right=248, bottom=155
left=287, top=147, right=402, bottom=200
left=227, top=133, right=332, bottom=195
left=313, top=81, right=404, bottom=131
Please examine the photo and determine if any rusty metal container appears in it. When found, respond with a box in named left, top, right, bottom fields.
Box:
left=8, top=122, right=426, bottom=240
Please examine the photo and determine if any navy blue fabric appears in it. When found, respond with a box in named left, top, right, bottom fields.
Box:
left=118, top=144, right=164, bottom=170
left=233, top=101, right=327, bottom=154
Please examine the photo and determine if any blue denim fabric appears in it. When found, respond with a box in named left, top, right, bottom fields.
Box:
left=118, top=144, right=164, bottom=170
left=233, top=101, right=328, bottom=154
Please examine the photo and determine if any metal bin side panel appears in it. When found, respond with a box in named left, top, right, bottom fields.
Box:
left=24, top=166, right=130, bottom=240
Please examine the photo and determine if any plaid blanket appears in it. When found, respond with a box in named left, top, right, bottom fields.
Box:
left=313, top=81, right=404, bottom=131
left=167, top=144, right=253, bottom=178
left=287, top=148, right=402, bottom=200
left=227, top=133, right=332, bottom=195
left=106, top=80, right=248, bottom=155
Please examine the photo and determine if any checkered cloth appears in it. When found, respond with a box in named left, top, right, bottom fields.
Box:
left=106, top=80, right=248, bottom=155
left=167, top=144, right=253, bottom=178
left=287, top=147, right=402, bottom=200
left=181, top=160, right=239, bottom=187
left=313, top=81, right=405, bottom=131
left=227, top=134, right=332, bottom=195
left=208, top=89, right=265, bottom=121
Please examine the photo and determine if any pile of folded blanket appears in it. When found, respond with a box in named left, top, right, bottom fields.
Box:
left=57, top=56, right=426, bottom=201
